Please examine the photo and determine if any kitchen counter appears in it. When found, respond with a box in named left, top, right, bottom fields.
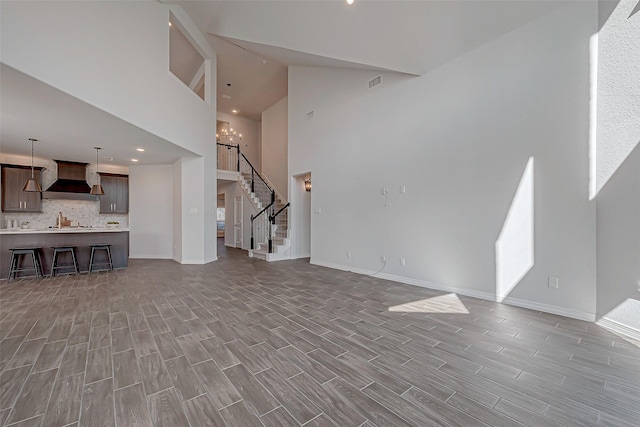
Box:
left=0, top=227, right=129, bottom=235
left=1, top=228, right=129, bottom=279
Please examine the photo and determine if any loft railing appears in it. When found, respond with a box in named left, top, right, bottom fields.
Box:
left=217, top=142, right=283, bottom=253
left=217, top=143, right=239, bottom=172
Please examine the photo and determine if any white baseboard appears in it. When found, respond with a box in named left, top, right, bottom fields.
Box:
left=291, top=253, right=310, bottom=259
left=501, top=296, right=595, bottom=322
left=129, top=255, right=173, bottom=259
left=311, top=260, right=595, bottom=322
left=312, top=260, right=496, bottom=302
left=596, top=317, right=640, bottom=342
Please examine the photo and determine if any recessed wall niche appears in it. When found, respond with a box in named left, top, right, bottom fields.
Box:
left=169, top=12, right=206, bottom=100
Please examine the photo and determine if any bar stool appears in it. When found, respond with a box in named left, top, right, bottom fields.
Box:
left=7, top=247, right=44, bottom=281
left=50, top=246, right=80, bottom=277
left=89, top=244, right=113, bottom=273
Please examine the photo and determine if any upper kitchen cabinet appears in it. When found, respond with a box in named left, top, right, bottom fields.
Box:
left=98, top=173, right=128, bottom=214
left=1, top=165, right=44, bottom=213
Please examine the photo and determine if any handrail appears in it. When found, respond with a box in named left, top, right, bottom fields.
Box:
left=261, top=173, right=287, bottom=204
left=270, top=203, right=290, bottom=223
left=240, top=153, right=270, bottom=192
left=253, top=201, right=274, bottom=223
left=216, top=142, right=237, bottom=148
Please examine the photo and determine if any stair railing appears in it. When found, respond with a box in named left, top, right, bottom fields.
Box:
left=217, top=142, right=286, bottom=254
left=250, top=191, right=275, bottom=250
left=268, top=202, right=290, bottom=253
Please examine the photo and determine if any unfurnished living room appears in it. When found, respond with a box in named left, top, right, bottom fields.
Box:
left=1, top=1, right=639, bottom=426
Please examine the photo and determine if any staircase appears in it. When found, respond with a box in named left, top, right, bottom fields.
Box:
left=218, top=143, right=290, bottom=261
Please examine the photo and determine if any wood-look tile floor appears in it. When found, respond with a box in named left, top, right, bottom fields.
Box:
left=1, top=243, right=639, bottom=427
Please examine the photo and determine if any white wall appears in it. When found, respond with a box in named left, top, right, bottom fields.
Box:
left=262, top=97, right=289, bottom=199
left=289, top=2, right=598, bottom=320
left=172, top=160, right=183, bottom=262
left=596, top=145, right=640, bottom=333
left=1, top=1, right=217, bottom=265
left=1, top=1, right=215, bottom=157
left=129, top=165, right=174, bottom=259
left=595, top=0, right=640, bottom=335
left=218, top=113, right=262, bottom=170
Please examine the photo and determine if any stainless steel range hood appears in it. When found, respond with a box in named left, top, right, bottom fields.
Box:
left=43, top=160, right=98, bottom=201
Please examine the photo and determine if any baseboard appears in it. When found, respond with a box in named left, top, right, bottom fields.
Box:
left=291, top=253, right=310, bottom=259
left=311, top=260, right=596, bottom=322
left=312, top=260, right=496, bottom=302
left=177, top=258, right=206, bottom=265
left=500, top=296, right=595, bottom=322
left=596, top=317, right=640, bottom=342
left=129, top=255, right=173, bottom=259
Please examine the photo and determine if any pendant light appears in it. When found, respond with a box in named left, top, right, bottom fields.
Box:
left=216, top=83, right=242, bottom=144
left=90, top=147, right=105, bottom=195
left=23, top=138, right=42, bottom=192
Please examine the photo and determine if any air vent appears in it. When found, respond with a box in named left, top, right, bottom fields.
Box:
left=368, top=75, right=382, bottom=89
left=103, top=156, right=114, bottom=161
left=306, top=110, right=315, bottom=120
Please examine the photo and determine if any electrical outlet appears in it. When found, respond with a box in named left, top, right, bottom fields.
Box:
left=347, top=251, right=352, bottom=259
left=548, top=277, right=559, bottom=289
left=380, top=255, right=386, bottom=263
left=400, top=257, right=406, bottom=266
left=400, top=185, right=406, bottom=194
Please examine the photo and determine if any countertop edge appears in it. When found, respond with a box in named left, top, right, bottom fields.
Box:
left=0, top=228, right=130, bottom=235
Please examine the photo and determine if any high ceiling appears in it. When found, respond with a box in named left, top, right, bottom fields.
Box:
left=1, top=1, right=570, bottom=165
left=170, top=0, right=569, bottom=122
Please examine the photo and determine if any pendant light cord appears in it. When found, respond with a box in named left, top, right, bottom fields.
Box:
left=29, top=138, right=37, bottom=179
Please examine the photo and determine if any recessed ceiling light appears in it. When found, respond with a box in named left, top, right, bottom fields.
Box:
left=169, top=22, right=172, bottom=27
left=131, top=159, right=139, bottom=162
left=136, top=148, right=145, bottom=152
left=346, top=0, right=354, bottom=5
left=232, top=109, right=238, bottom=114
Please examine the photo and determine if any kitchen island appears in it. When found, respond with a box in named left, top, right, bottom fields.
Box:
left=0, top=228, right=129, bottom=279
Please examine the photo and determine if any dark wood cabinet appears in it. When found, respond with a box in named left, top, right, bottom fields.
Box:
left=99, top=173, right=128, bottom=214
left=1, top=165, right=44, bottom=213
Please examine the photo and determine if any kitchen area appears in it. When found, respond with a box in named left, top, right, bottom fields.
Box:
left=0, top=155, right=130, bottom=279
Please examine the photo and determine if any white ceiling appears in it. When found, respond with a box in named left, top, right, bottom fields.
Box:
left=0, top=64, right=197, bottom=166
left=1, top=1, right=571, bottom=165
left=171, top=0, right=569, bottom=122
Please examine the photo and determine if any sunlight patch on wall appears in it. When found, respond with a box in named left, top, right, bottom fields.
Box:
left=589, top=32, right=598, bottom=200
left=593, top=0, right=640, bottom=197
left=495, top=157, right=535, bottom=303
left=388, top=293, right=469, bottom=314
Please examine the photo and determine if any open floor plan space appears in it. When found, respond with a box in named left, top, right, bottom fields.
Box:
left=1, top=245, right=639, bottom=427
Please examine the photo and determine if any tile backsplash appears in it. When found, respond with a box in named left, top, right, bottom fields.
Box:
left=1, top=154, right=129, bottom=229
left=2, top=199, right=128, bottom=229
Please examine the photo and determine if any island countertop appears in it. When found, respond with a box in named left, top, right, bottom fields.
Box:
left=1, top=228, right=129, bottom=279
left=0, top=227, right=129, bottom=235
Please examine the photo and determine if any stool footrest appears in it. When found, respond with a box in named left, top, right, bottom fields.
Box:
left=7, top=248, right=44, bottom=281
left=89, top=244, right=113, bottom=273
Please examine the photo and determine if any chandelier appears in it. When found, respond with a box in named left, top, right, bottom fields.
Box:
left=217, top=83, right=242, bottom=145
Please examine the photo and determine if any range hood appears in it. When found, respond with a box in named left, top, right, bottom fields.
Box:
left=43, top=160, right=98, bottom=201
